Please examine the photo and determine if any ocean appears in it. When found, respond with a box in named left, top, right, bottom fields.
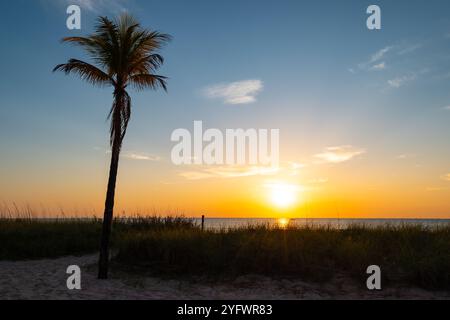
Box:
left=194, top=218, right=450, bottom=230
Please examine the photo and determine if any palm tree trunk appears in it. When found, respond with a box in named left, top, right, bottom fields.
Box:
left=98, top=140, right=121, bottom=279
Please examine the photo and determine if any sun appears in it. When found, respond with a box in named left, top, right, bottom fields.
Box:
left=266, top=182, right=301, bottom=209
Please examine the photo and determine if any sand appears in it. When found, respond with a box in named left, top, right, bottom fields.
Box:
left=0, top=255, right=448, bottom=300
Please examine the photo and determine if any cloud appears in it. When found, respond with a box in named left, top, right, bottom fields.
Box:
left=180, top=165, right=279, bottom=180
left=369, top=46, right=392, bottom=63
left=62, top=0, right=129, bottom=13
left=441, top=174, right=450, bottom=181
left=442, top=106, right=450, bottom=110
left=395, top=154, right=416, bottom=160
left=369, top=62, right=386, bottom=71
left=177, top=160, right=308, bottom=181
left=286, top=161, right=305, bottom=170
left=178, top=171, right=216, bottom=181
left=387, top=74, right=417, bottom=88
left=354, top=46, right=392, bottom=72
left=315, top=146, right=366, bottom=163
left=397, top=44, right=422, bottom=55
left=122, top=152, right=160, bottom=161
left=95, top=147, right=160, bottom=161
left=353, top=43, right=422, bottom=73
left=388, top=69, right=429, bottom=89
left=203, top=80, right=263, bottom=105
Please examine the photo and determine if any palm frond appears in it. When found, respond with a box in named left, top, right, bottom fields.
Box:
left=55, top=13, right=171, bottom=149
left=53, top=59, right=114, bottom=87
left=92, top=16, right=120, bottom=73
left=126, top=31, right=171, bottom=69
left=129, top=74, right=168, bottom=91
left=128, top=54, right=164, bottom=75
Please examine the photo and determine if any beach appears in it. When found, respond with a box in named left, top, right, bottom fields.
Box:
left=1, top=254, right=448, bottom=300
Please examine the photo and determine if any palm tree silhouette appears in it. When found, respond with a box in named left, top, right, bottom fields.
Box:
left=54, top=14, right=171, bottom=279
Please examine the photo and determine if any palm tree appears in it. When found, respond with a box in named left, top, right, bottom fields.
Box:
left=54, top=14, right=171, bottom=279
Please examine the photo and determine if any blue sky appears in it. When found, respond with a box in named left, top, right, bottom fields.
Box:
left=0, top=0, right=450, bottom=217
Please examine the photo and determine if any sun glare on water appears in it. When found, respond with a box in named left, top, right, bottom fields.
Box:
left=277, top=218, right=290, bottom=228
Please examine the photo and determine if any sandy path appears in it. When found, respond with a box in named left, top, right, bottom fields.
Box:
left=0, top=255, right=448, bottom=300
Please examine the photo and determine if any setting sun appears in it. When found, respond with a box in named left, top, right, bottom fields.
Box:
left=266, top=183, right=301, bottom=209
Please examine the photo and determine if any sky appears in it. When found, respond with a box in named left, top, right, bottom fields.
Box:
left=0, top=0, right=450, bottom=218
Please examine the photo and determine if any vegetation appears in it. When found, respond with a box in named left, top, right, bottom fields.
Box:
left=115, top=223, right=450, bottom=290
left=53, top=14, right=171, bottom=279
left=1, top=216, right=448, bottom=290
left=0, top=216, right=195, bottom=260
left=0, top=219, right=102, bottom=260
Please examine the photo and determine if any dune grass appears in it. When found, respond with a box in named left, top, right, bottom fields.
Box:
left=1, top=216, right=449, bottom=290
left=0, top=216, right=196, bottom=260
left=115, top=223, right=450, bottom=290
left=0, top=219, right=101, bottom=260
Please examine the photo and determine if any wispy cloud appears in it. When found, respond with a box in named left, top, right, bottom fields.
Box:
left=203, top=80, right=263, bottom=105
left=315, top=146, right=366, bottom=163
left=369, top=62, right=386, bottom=71
left=180, top=165, right=279, bottom=180
left=442, top=106, right=450, bottom=111
left=95, top=147, right=160, bottom=161
left=178, top=171, right=217, bottom=181
left=387, top=74, right=417, bottom=88
left=441, top=174, right=450, bottom=181
left=286, top=161, right=305, bottom=170
left=369, top=46, right=392, bottom=64
left=395, top=153, right=416, bottom=160
left=387, top=68, right=429, bottom=89
left=355, top=46, right=392, bottom=72
left=178, top=160, right=307, bottom=181
left=62, top=0, right=129, bottom=13
left=122, top=152, right=161, bottom=161
left=353, top=43, right=422, bottom=73
left=397, top=44, right=422, bottom=55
